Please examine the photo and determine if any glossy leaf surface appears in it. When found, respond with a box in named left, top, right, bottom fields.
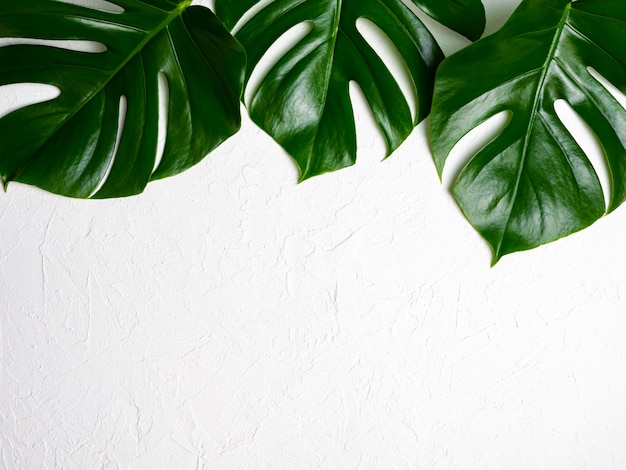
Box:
left=0, top=0, right=245, bottom=198
left=430, top=0, right=626, bottom=263
left=215, top=0, right=445, bottom=181
left=413, top=0, right=485, bottom=41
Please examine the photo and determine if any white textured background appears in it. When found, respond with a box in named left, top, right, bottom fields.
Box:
left=2, top=0, right=626, bottom=468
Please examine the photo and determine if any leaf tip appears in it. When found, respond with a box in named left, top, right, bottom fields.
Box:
left=490, top=255, right=501, bottom=268
left=490, top=243, right=512, bottom=267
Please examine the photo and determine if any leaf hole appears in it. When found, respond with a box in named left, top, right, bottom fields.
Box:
left=230, top=0, right=274, bottom=35
left=349, top=81, right=386, bottom=163
left=0, top=83, right=61, bottom=120
left=0, top=38, right=106, bottom=53
left=587, top=66, right=626, bottom=110
left=245, top=21, right=314, bottom=106
left=356, top=17, right=418, bottom=122
left=153, top=72, right=169, bottom=176
left=554, top=98, right=610, bottom=211
left=90, top=95, right=126, bottom=197
left=397, top=0, right=469, bottom=55
left=441, top=110, right=512, bottom=189
left=482, top=2, right=519, bottom=37
left=54, top=0, right=124, bottom=13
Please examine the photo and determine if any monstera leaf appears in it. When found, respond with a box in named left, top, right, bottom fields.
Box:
left=413, top=0, right=485, bottom=41
left=215, top=0, right=462, bottom=181
left=430, top=0, right=626, bottom=263
left=0, top=0, right=245, bottom=198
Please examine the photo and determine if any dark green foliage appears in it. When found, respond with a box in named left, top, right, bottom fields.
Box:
left=0, top=0, right=245, bottom=198
left=4, top=0, right=626, bottom=263
left=431, top=0, right=626, bottom=263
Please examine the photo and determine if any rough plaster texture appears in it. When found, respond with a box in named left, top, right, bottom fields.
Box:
left=2, top=0, right=626, bottom=468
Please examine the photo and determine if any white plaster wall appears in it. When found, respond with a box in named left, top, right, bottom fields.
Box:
left=2, top=1, right=626, bottom=468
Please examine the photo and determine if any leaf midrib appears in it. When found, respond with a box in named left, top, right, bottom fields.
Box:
left=493, top=3, right=572, bottom=261
left=302, top=0, right=418, bottom=176
left=301, top=0, right=342, bottom=179
left=11, top=0, right=192, bottom=183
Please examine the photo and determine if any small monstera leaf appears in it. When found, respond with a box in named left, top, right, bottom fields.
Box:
left=215, top=0, right=447, bottom=181
left=430, top=0, right=626, bottom=263
left=0, top=0, right=245, bottom=198
left=413, top=0, right=485, bottom=41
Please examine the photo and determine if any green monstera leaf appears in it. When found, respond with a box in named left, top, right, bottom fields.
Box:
left=0, top=0, right=245, bottom=198
left=430, top=0, right=626, bottom=263
left=216, top=0, right=479, bottom=181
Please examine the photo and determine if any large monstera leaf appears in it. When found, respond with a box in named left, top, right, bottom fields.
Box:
left=215, top=0, right=467, bottom=181
left=430, top=0, right=626, bottom=263
left=0, top=0, right=245, bottom=198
